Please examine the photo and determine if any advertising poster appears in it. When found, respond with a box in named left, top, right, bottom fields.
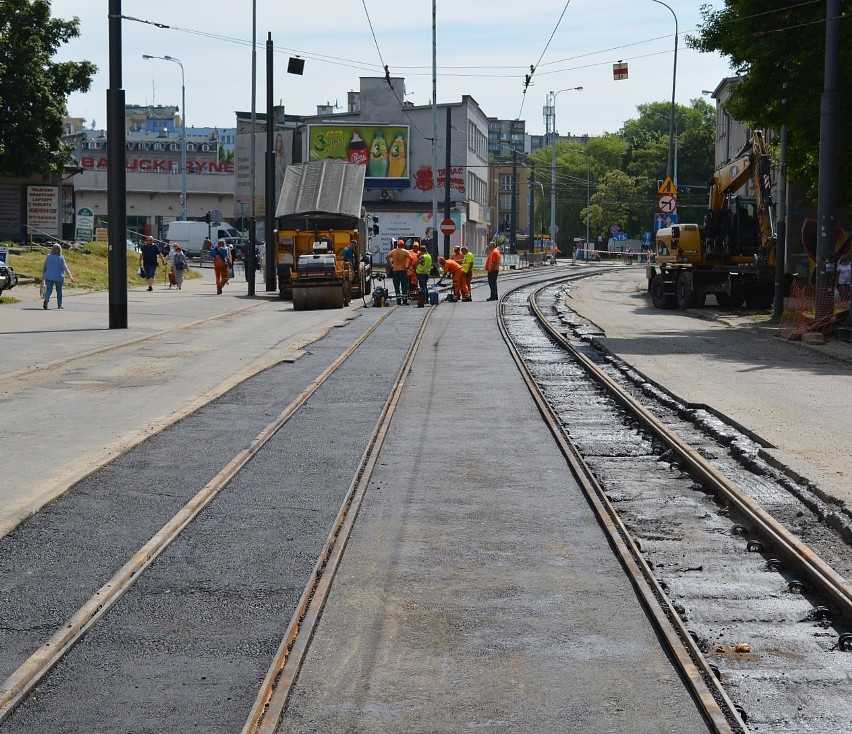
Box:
left=308, top=124, right=410, bottom=183
left=75, top=207, right=95, bottom=242
left=26, top=185, right=60, bottom=238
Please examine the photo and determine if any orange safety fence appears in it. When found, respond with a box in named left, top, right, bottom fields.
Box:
left=778, top=279, right=851, bottom=339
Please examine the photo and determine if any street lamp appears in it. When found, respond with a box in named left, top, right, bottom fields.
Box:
left=547, top=86, right=583, bottom=246
left=143, top=54, right=187, bottom=220
left=650, top=0, right=678, bottom=180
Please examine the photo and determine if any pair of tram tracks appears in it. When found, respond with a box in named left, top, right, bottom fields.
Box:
left=0, top=304, right=432, bottom=732
left=500, top=278, right=852, bottom=734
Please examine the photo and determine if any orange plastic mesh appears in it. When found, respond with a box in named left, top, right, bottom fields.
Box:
left=778, top=280, right=849, bottom=339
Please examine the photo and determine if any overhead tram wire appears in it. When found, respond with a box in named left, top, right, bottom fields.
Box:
left=121, top=2, right=829, bottom=88
left=517, top=0, right=574, bottom=119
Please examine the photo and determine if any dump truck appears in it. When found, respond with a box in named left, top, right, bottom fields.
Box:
left=647, top=131, right=776, bottom=310
left=274, top=160, right=372, bottom=310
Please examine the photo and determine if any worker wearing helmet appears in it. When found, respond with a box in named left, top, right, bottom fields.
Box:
left=406, top=241, right=419, bottom=294
left=387, top=239, right=411, bottom=305
left=437, top=256, right=470, bottom=303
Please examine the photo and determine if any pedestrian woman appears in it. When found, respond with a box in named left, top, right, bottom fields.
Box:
left=139, top=235, right=163, bottom=292
left=42, top=243, right=75, bottom=309
left=170, top=244, right=189, bottom=290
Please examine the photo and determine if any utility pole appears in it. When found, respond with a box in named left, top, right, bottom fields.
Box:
left=107, top=0, right=127, bottom=329
left=510, top=149, right=518, bottom=253
left=528, top=162, right=535, bottom=251
left=815, top=0, right=840, bottom=323
left=443, top=107, right=451, bottom=260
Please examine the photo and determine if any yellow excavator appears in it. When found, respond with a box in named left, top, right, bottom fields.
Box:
left=647, top=130, right=776, bottom=310
left=274, top=160, right=372, bottom=310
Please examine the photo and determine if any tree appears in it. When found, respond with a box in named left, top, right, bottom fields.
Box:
left=688, top=0, right=852, bottom=207
left=528, top=135, right=627, bottom=251
left=0, top=0, right=96, bottom=176
left=620, top=99, right=716, bottom=228
left=583, top=169, right=650, bottom=240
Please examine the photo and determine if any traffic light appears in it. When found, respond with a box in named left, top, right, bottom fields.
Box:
left=203, top=211, right=211, bottom=224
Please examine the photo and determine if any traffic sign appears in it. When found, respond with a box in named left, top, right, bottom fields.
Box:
left=609, top=225, right=619, bottom=235
left=658, top=176, right=677, bottom=194
left=654, top=213, right=678, bottom=231
left=439, top=218, right=456, bottom=236
left=657, top=193, right=677, bottom=214
left=613, top=62, right=628, bottom=80
left=612, top=232, right=628, bottom=242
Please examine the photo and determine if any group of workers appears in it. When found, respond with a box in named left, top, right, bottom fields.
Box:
left=385, top=238, right=502, bottom=304
left=386, top=238, right=433, bottom=305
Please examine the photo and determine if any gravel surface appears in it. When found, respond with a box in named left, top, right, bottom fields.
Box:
left=564, top=267, right=852, bottom=508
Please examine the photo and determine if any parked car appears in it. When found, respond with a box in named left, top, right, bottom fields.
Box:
left=0, top=261, right=18, bottom=296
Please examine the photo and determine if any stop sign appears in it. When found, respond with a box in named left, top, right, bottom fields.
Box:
left=440, top=218, right=456, bottom=236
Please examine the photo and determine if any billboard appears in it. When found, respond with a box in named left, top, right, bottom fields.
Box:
left=27, top=185, right=60, bottom=238
left=364, top=210, right=462, bottom=263
left=308, top=124, right=410, bottom=183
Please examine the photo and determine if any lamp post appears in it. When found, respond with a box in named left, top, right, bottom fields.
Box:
left=654, top=111, right=681, bottom=186
left=650, top=0, right=678, bottom=180
left=143, top=54, right=187, bottom=220
left=547, top=86, right=583, bottom=247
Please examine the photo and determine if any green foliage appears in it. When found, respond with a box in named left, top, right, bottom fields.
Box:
left=688, top=0, right=852, bottom=206
left=0, top=0, right=96, bottom=176
left=584, top=169, right=652, bottom=238
left=620, top=99, right=717, bottom=228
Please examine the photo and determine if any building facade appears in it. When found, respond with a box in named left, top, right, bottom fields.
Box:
left=292, top=77, right=492, bottom=259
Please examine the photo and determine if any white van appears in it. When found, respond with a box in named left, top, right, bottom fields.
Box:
left=165, top=221, right=244, bottom=257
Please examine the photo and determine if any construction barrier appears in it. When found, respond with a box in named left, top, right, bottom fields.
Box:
left=778, top=279, right=850, bottom=339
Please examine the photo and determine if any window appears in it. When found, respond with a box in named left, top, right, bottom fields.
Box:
left=186, top=143, right=195, bottom=152
left=499, top=174, right=513, bottom=191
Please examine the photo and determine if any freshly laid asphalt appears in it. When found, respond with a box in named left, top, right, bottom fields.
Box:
left=0, top=263, right=359, bottom=536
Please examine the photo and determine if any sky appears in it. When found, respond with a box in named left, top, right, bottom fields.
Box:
left=52, top=0, right=734, bottom=138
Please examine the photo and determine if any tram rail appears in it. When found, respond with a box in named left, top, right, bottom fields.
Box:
left=499, top=278, right=852, bottom=733
left=0, top=304, right=429, bottom=730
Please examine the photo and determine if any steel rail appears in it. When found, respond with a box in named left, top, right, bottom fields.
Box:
left=0, top=307, right=396, bottom=725
left=528, top=283, right=852, bottom=625
left=498, top=282, right=747, bottom=734
left=241, top=307, right=435, bottom=734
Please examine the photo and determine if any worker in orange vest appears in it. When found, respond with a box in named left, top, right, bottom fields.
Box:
left=407, top=241, right=420, bottom=294
left=437, top=256, right=470, bottom=302
left=485, top=240, right=502, bottom=301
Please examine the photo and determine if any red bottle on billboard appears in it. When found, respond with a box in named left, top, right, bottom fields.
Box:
left=348, top=131, right=368, bottom=166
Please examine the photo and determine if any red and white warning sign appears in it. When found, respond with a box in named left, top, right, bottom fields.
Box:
left=613, top=62, right=628, bottom=81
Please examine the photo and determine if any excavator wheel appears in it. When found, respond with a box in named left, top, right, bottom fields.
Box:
left=745, top=285, right=773, bottom=310
left=676, top=273, right=697, bottom=310
left=650, top=274, right=677, bottom=310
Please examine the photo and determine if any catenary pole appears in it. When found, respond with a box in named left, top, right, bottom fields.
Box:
left=107, top=0, right=127, bottom=328
left=815, top=0, right=840, bottom=323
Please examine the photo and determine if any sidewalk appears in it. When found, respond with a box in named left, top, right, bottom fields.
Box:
left=0, top=266, right=363, bottom=537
